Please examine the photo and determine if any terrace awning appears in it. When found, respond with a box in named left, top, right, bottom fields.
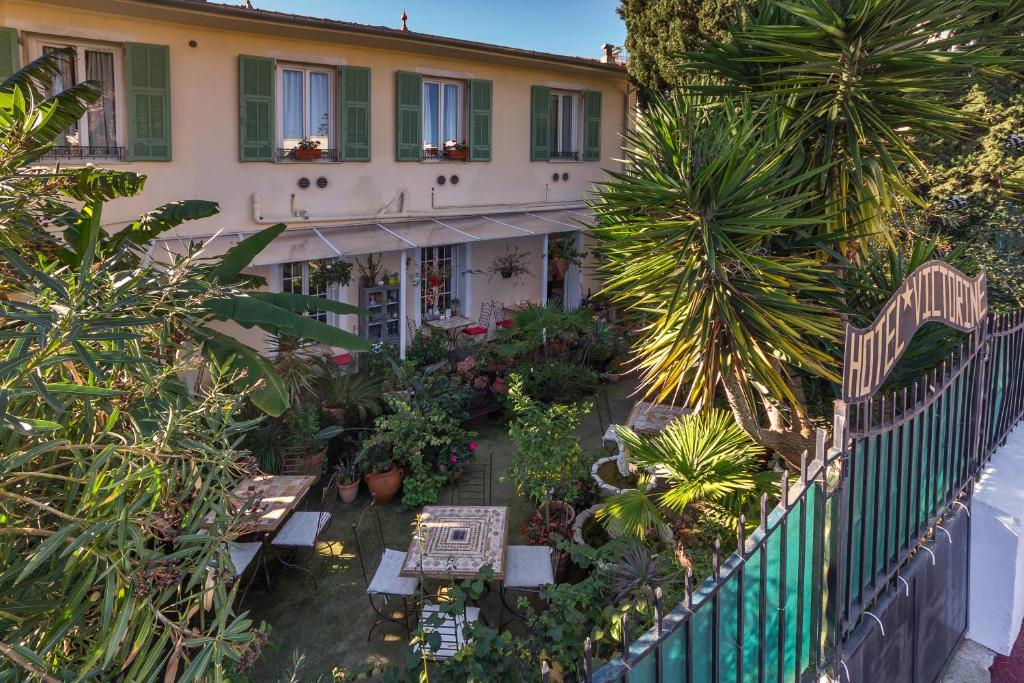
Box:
left=150, top=208, right=593, bottom=266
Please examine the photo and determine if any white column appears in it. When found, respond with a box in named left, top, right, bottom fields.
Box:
left=413, top=248, right=422, bottom=329
left=540, top=234, right=549, bottom=306
left=463, top=242, right=473, bottom=318
left=399, top=249, right=409, bottom=359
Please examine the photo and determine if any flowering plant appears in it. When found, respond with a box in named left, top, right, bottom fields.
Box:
left=519, top=511, right=568, bottom=546
left=445, top=441, right=478, bottom=470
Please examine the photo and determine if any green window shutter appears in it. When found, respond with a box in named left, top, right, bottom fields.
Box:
left=239, top=55, right=275, bottom=162
left=582, top=90, right=602, bottom=161
left=530, top=85, right=550, bottom=162
left=125, top=43, right=171, bottom=161
left=0, top=28, right=19, bottom=80
left=340, top=66, right=371, bottom=161
left=395, top=70, right=421, bottom=161
left=469, top=79, right=492, bottom=161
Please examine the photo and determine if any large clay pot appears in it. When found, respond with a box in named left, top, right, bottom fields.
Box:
left=302, top=448, right=326, bottom=476
left=337, top=479, right=360, bottom=503
left=491, top=377, right=509, bottom=394
left=364, top=465, right=403, bottom=504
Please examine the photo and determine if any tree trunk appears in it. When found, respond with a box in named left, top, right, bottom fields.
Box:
left=721, top=364, right=814, bottom=468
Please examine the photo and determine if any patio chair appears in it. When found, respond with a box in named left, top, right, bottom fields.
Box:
left=226, top=541, right=266, bottom=599
left=353, top=501, right=419, bottom=639
left=414, top=591, right=482, bottom=660
left=493, top=300, right=514, bottom=329
left=270, top=472, right=337, bottom=588
left=461, top=301, right=493, bottom=341
left=498, top=545, right=555, bottom=628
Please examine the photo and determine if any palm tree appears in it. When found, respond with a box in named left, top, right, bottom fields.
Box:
left=597, top=410, right=777, bottom=539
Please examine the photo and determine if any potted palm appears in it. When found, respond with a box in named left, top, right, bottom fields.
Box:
left=292, top=136, right=323, bottom=161
left=356, top=436, right=403, bottom=504
left=334, top=454, right=360, bottom=503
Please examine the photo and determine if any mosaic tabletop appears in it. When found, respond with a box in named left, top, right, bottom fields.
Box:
left=211, top=475, right=317, bottom=534
left=401, top=505, right=509, bottom=579
left=626, top=401, right=693, bottom=434
left=424, top=315, right=473, bottom=331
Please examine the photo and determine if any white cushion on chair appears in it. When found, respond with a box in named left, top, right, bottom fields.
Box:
left=271, top=511, right=331, bottom=548
left=227, top=542, right=261, bottom=577
left=504, top=545, right=555, bottom=589
left=368, top=548, right=419, bottom=596
left=415, top=603, right=481, bottom=659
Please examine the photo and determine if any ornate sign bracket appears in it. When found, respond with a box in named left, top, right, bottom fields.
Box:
left=841, top=261, right=987, bottom=403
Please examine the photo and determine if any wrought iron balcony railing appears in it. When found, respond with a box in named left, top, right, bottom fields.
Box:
left=277, top=148, right=339, bottom=161
left=39, top=145, right=127, bottom=161
left=550, top=150, right=579, bottom=161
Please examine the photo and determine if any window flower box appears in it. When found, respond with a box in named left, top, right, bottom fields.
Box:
left=292, top=148, right=323, bottom=161
left=446, top=148, right=469, bottom=161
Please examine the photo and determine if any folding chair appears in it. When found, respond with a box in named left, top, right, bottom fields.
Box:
left=461, top=301, right=493, bottom=342
left=353, top=501, right=419, bottom=639
left=270, top=472, right=337, bottom=588
left=414, top=591, right=482, bottom=660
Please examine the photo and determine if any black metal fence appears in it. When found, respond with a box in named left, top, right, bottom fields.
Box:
left=585, top=309, right=1024, bottom=683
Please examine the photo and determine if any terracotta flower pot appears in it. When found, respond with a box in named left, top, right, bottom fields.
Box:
left=365, top=465, right=403, bottom=504
left=303, top=448, right=326, bottom=476
left=337, top=479, right=360, bottom=503
left=491, top=377, right=509, bottom=394
left=293, top=148, right=322, bottom=161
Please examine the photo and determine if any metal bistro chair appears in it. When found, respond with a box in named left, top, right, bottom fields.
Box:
left=414, top=591, right=482, bottom=660
left=353, top=501, right=419, bottom=639
left=498, top=545, right=555, bottom=628
left=493, top=300, right=514, bottom=330
left=270, top=472, right=337, bottom=589
left=226, top=541, right=266, bottom=600
left=461, top=301, right=494, bottom=342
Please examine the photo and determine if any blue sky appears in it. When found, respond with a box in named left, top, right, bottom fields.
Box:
left=247, top=0, right=626, bottom=60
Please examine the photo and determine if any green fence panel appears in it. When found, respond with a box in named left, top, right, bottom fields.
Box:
left=631, top=651, right=657, bottom=683
left=691, top=591, right=714, bottom=683
left=662, top=620, right=686, bottom=681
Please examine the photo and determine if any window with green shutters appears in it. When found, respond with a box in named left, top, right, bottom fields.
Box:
left=469, top=79, right=492, bottom=161
left=395, top=70, right=422, bottom=161
left=582, top=90, right=602, bottom=161
left=530, top=85, right=550, bottom=161
left=239, top=55, right=275, bottom=162
left=340, top=66, right=371, bottom=161
left=125, top=43, right=171, bottom=161
left=0, top=28, right=18, bottom=80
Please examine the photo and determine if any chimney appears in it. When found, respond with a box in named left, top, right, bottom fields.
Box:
left=601, top=43, right=620, bottom=64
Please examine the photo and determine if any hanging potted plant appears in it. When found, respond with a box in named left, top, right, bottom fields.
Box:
left=488, top=246, right=532, bottom=282
left=292, top=136, right=323, bottom=161
left=356, top=437, right=403, bottom=504
left=310, top=259, right=353, bottom=290
left=445, top=139, right=470, bottom=161
left=548, top=235, right=587, bottom=279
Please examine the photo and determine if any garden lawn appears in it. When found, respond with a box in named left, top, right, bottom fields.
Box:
left=244, top=377, right=640, bottom=681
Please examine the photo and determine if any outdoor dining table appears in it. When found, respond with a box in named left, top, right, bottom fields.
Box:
left=424, top=315, right=474, bottom=350
left=212, top=474, right=318, bottom=536
left=400, top=505, right=509, bottom=580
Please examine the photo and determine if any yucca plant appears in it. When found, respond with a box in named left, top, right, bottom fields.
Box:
left=597, top=410, right=778, bottom=538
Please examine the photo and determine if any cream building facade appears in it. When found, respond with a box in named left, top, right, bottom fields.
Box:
left=1, top=0, right=629, bottom=355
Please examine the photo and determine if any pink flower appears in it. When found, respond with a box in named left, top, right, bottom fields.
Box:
left=468, top=442, right=477, bottom=452
left=450, top=454, right=458, bottom=463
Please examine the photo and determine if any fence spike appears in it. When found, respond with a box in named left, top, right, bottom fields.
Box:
left=781, top=471, right=790, bottom=508
left=738, top=514, right=747, bottom=556
left=685, top=568, right=694, bottom=609
left=621, top=613, right=632, bottom=663
left=582, top=637, right=593, bottom=683
left=654, top=586, right=664, bottom=637
left=712, top=537, right=721, bottom=580
left=760, top=492, right=769, bottom=531
left=800, top=449, right=809, bottom=484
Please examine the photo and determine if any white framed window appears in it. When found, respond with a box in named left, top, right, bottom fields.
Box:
left=280, top=260, right=331, bottom=323
left=278, top=65, right=334, bottom=159
left=422, top=79, right=463, bottom=160
left=420, top=245, right=467, bottom=316
left=29, top=37, right=125, bottom=158
left=549, top=91, right=578, bottom=161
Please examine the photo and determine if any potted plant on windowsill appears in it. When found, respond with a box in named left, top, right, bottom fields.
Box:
left=445, top=139, right=470, bottom=161
left=292, top=137, right=323, bottom=161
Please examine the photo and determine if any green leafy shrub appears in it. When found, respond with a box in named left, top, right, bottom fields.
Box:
left=502, top=374, right=591, bottom=506
left=512, top=358, right=598, bottom=403
left=407, top=330, right=448, bottom=367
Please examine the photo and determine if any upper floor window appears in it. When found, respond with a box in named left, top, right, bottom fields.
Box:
left=549, top=92, right=578, bottom=161
left=279, top=65, right=335, bottom=161
left=422, top=79, right=463, bottom=160
left=35, top=40, right=124, bottom=160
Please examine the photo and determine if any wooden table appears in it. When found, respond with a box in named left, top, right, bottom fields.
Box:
left=626, top=401, right=692, bottom=434
left=401, top=505, right=509, bottom=580
left=425, top=315, right=474, bottom=349
left=218, top=474, right=317, bottom=535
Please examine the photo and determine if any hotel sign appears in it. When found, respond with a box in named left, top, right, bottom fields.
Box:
left=842, top=261, right=987, bottom=403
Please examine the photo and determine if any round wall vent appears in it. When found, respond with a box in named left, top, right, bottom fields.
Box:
left=316, top=176, right=328, bottom=189
left=436, top=175, right=446, bottom=185
left=450, top=175, right=459, bottom=185
left=551, top=173, right=560, bottom=182
left=562, top=172, right=569, bottom=181
left=297, top=177, right=311, bottom=190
